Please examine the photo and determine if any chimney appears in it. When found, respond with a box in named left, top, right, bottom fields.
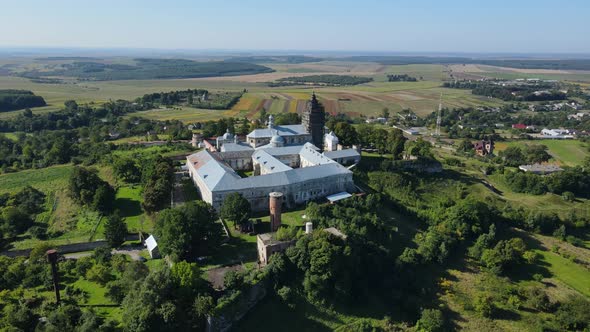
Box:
left=305, top=222, right=313, bottom=234
left=269, top=192, right=283, bottom=232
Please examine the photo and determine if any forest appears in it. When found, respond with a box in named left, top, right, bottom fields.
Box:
left=140, top=89, right=243, bottom=110
left=0, top=90, right=46, bottom=112
left=270, top=74, right=373, bottom=86
left=443, top=81, right=568, bottom=101
left=17, top=58, right=273, bottom=81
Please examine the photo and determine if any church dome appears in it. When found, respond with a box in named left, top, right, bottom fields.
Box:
left=222, top=129, right=233, bottom=139
left=270, top=134, right=285, bottom=147
left=271, top=134, right=284, bottom=144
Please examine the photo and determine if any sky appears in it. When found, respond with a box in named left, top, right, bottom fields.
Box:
left=1, top=0, right=589, bottom=54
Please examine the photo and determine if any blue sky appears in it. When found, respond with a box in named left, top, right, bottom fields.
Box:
left=1, top=0, right=589, bottom=53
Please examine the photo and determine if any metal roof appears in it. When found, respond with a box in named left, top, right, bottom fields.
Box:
left=187, top=150, right=241, bottom=190
left=253, top=150, right=293, bottom=174
left=247, top=124, right=308, bottom=138
left=326, top=192, right=352, bottom=202
left=220, top=142, right=254, bottom=152
left=323, top=149, right=360, bottom=160
left=187, top=144, right=353, bottom=193
left=145, top=235, right=158, bottom=251
left=299, top=143, right=335, bottom=166
left=256, top=144, right=307, bottom=156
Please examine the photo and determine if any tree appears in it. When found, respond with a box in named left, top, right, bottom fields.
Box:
left=555, top=295, right=590, bottom=331
left=372, top=128, right=388, bottom=155
left=457, top=139, right=474, bottom=154
left=407, top=137, right=433, bottom=159
left=142, top=158, right=173, bottom=213
left=86, top=264, right=113, bottom=285
left=387, top=128, right=406, bottom=160
left=93, top=246, right=112, bottom=264
left=474, top=293, right=496, bottom=318
left=220, top=192, right=251, bottom=229
left=113, top=157, right=140, bottom=183
left=92, top=185, right=115, bottom=214
left=481, top=238, right=526, bottom=275
left=381, top=107, right=390, bottom=120
left=104, top=214, right=128, bottom=248
left=333, top=122, right=358, bottom=146
left=155, top=201, right=220, bottom=261
left=1, top=206, right=33, bottom=237
left=69, top=167, right=114, bottom=212
left=3, top=303, right=36, bottom=331
left=416, top=308, right=445, bottom=332
left=187, top=93, right=193, bottom=104
left=171, top=261, right=203, bottom=294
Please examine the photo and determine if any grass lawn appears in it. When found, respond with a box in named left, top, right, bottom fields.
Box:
left=494, top=139, right=589, bottom=166
left=114, top=185, right=148, bottom=232
left=72, top=278, right=123, bottom=322
left=537, top=250, right=590, bottom=297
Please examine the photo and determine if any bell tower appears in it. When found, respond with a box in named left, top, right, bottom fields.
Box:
left=302, top=93, right=326, bottom=150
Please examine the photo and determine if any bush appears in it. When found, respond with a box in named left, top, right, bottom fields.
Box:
left=415, top=308, right=445, bottom=332
left=85, top=264, right=113, bottom=285
left=523, top=287, right=551, bottom=312
left=562, top=191, right=575, bottom=202
left=565, top=235, right=584, bottom=247
left=474, top=293, right=496, bottom=318
left=277, top=286, right=295, bottom=308
left=28, top=225, right=47, bottom=240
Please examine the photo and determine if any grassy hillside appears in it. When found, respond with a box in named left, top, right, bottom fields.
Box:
left=494, top=140, right=590, bottom=166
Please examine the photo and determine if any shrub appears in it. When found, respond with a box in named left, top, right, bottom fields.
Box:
left=474, top=293, right=496, bottom=318
left=415, top=308, right=445, bottom=332
left=85, top=264, right=113, bottom=285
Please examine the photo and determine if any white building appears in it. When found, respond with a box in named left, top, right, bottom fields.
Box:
left=145, top=235, right=160, bottom=259
left=541, top=128, right=575, bottom=139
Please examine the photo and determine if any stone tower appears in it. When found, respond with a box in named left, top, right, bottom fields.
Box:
left=302, top=93, right=326, bottom=150
left=269, top=192, right=283, bottom=232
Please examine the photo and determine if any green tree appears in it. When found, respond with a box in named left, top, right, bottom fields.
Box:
left=3, top=303, right=36, bottom=331
left=387, top=128, right=406, bottom=160
left=155, top=201, right=220, bottom=261
left=457, top=139, right=474, bottom=154
left=555, top=294, right=590, bottom=331
left=333, top=122, right=358, bottom=146
left=171, top=261, right=203, bottom=294
left=407, top=137, right=433, bottom=159
left=416, top=308, right=445, bottom=332
left=220, top=192, right=251, bottom=229
left=113, top=157, right=141, bottom=183
left=86, top=264, right=113, bottom=285
left=104, top=214, right=128, bottom=248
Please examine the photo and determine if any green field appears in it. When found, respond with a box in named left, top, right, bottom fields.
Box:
left=495, top=139, right=590, bottom=166
left=0, top=164, right=74, bottom=194
left=537, top=250, right=590, bottom=297
left=127, top=106, right=237, bottom=123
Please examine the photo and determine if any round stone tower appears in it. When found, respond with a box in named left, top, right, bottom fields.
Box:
left=269, top=192, right=283, bottom=232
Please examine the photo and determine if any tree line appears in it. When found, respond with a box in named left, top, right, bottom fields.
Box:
left=387, top=74, right=418, bottom=82
left=0, top=89, right=46, bottom=112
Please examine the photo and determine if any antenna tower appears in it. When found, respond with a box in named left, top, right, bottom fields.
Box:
left=435, top=93, right=442, bottom=137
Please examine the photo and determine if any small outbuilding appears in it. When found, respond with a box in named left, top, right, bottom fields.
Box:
left=145, top=235, right=160, bottom=259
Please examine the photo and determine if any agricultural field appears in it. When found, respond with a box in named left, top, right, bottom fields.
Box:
left=448, top=64, right=590, bottom=82
left=494, top=139, right=590, bottom=166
